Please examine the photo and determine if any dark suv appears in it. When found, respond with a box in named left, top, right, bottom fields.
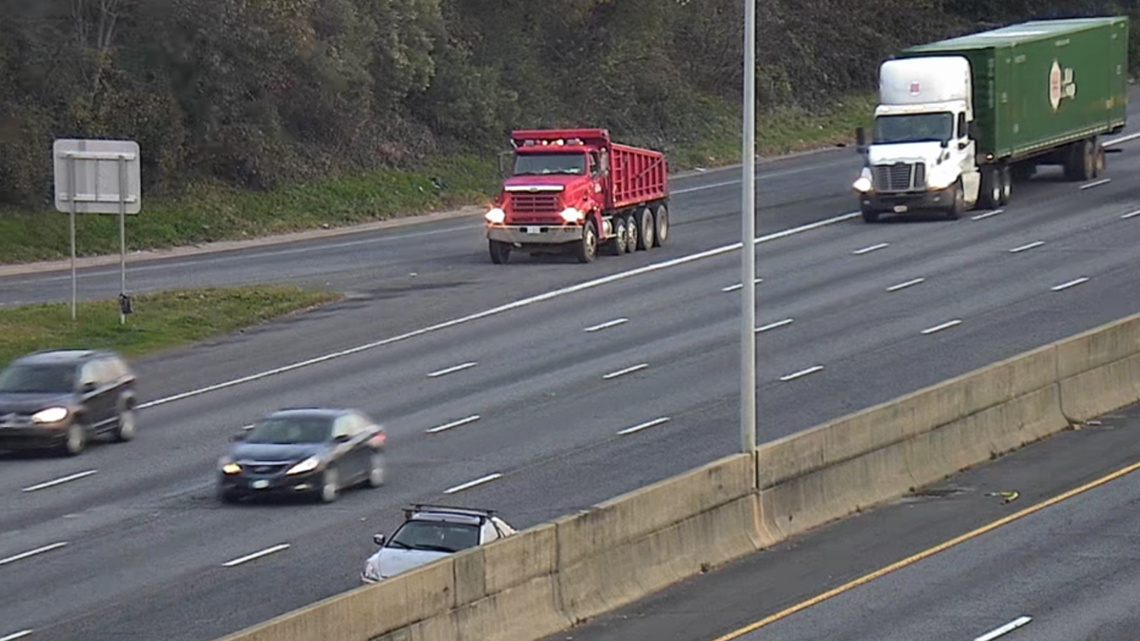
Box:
left=0, top=349, right=138, bottom=456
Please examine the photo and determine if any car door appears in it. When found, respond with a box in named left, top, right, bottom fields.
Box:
left=77, top=360, right=113, bottom=428
left=346, top=413, right=374, bottom=480
left=330, top=415, right=367, bottom=483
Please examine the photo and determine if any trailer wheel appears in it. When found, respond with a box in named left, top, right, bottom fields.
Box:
left=637, top=207, right=654, bottom=250
left=488, top=240, right=510, bottom=265
left=576, top=219, right=598, bottom=263
left=980, top=168, right=1002, bottom=210
left=653, top=205, right=669, bottom=247
left=1065, top=139, right=1095, bottom=181
left=623, top=213, right=638, bottom=254
left=999, top=165, right=1012, bottom=205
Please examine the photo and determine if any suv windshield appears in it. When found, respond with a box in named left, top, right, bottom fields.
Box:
left=873, top=113, right=953, bottom=145
left=0, top=363, right=77, bottom=394
left=387, top=520, right=480, bottom=553
left=513, top=152, right=586, bottom=176
left=245, top=416, right=332, bottom=444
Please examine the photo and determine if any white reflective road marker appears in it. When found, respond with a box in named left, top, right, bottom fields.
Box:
left=1051, top=277, right=1089, bottom=292
left=21, top=470, right=97, bottom=493
left=584, top=318, right=629, bottom=332
left=428, top=362, right=477, bottom=378
left=443, top=473, right=503, bottom=495
left=603, top=364, right=649, bottom=380
left=887, top=278, right=925, bottom=292
left=973, top=616, right=1033, bottom=641
left=853, top=242, right=889, bottom=255
left=1079, top=178, right=1111, bottom=190
left=971, top=209, right=1004, bottom=221
left=0, top=542, right=68, bottom=567
left=618, top=417, right=671, bottom=436
left=1122, top=209, right=1140, bottom=219
left=921, top=320, right=962, bottom=335
left=779, top=366, right=824, bottom=382
left=426, top=415, right=481, bottom=434
left=0, top=630, right=34, bottom=641
left=222, top=543, right=291, bottom=568
left=756, top=319, right=794, bottom=333
left=722, top=279, right=763, bottom=292
left=1009, top=241, right=1045, bottom=254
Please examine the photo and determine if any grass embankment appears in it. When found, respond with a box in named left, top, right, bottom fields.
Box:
left=0, top=95, right=874, bottom=265
left=0, top=285, right=341, bottom=368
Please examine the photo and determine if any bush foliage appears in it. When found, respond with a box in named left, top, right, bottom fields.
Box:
left=1, top=0, right=1136, bottom=207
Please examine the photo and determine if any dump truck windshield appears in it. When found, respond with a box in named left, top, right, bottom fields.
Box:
left=512, top=152, right=586, bottom=176
left=873, top=113, right=953, bottom=145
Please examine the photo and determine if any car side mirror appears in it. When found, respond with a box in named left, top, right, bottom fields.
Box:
left=333, top=434, right=351, bottom=444
left=958, top=141, right=968, bottom=150
left=79, top=381, right=97, bottom=393
left=373, top=534, right=385, bottom=546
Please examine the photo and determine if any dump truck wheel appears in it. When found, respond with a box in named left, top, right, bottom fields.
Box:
left=653, top=205, right=669, bottom=247
left=489, top=240, right=510, bottom=264
left=576, top=219, right=598, bottom=263
left=623, top=213, right=638, bottom=253
left=637, top=208, right=654, bottom=250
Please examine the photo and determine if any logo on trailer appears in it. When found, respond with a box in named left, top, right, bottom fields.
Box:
left=1049, top=60, right=1077, bottom=111
left=909, top=81, right=921, bottom=96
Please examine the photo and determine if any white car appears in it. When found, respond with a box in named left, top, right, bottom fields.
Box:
left=361, top=504, right=517, bottom=583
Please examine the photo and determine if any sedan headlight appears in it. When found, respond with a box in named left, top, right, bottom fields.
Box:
left=286, top=455, right=320, bottom=475
left=221, top=462, right=241, bottom=475
left=485, top=207, right=506, bottom=224
left=32, top=407, right=69, bottom=424
left=560, top=207, right=584, bottom=223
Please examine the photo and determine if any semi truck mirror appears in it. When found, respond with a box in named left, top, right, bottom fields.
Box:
left=855, top=127, right=868, bottom=154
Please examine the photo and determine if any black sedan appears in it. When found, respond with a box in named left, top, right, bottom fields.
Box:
left=216, top=407, right=387, bottom=504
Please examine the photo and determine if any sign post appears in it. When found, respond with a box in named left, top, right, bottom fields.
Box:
left=53, top=139, right=142, bottom=322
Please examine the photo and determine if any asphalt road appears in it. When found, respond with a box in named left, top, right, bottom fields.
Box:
left=543, top=402, right=1140, bottom=641
left=4, top=95, right=1140, bottom=640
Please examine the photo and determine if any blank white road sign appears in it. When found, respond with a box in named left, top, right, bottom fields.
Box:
left=53, top=139, right=142, bottom=214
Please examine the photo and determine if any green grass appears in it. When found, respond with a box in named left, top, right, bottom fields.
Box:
left=0, top=285, right=342, bottom=368
left=0, top=94, right=873, bottom=265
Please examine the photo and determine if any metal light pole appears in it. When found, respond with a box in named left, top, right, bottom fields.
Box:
left=741, top=0, right=757, bottom=453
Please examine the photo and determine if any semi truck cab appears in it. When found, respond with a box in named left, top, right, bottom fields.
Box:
left=854, top=56, right=984, bottom=221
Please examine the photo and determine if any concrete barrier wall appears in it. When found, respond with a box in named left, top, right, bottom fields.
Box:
left=217, top=311, right=1140, bottom=641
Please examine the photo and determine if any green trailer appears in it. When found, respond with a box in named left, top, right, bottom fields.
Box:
left=852, top=17, right=1129, bottom=222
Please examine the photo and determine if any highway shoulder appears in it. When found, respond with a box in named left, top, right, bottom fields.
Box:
left=545, top=402, right=1140, bottom=641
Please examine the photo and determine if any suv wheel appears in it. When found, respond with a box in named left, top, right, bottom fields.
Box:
left=113, top=403, right=137, bottom=442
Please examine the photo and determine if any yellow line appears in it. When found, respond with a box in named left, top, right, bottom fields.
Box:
left=710, top=458, right=1140, bottom=641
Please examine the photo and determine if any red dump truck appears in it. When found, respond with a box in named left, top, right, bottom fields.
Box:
left=484, top=129, right=670, bottom=264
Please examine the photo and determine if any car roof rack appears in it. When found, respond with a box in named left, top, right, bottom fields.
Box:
left=404, top=504, right=497, bottom=520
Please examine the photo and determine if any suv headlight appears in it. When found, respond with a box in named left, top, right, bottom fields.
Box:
left=32, top=407, right=69, bottom=424
left=286, top=456, right=320, bottom=475
left=362, top=557, right=382, bottom=582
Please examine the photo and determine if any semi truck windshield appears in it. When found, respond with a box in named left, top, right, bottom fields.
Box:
left=513, top=153, right=586, bottom=176
left=873, top=113, right=954, bottom=145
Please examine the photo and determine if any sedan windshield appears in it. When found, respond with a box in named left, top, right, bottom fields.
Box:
left=387, top=521, right=480, bottom=553
left=873, top=113, right=954, bottom=145
left=513, top=152, right=586, bottom=176
left=0, top=364, right=76, bottom=394
left=245, top=416, right=332, bottom=444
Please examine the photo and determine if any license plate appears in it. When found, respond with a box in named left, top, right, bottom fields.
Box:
left=252, top=479, right=270, bottom=489
left=893, top=205, right=908, bottom=213
left=523, top=226, right=541, bottom=235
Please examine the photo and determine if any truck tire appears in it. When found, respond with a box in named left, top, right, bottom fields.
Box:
left=623, top=213, right=638, bottom=254
left=861, top=206, right=880, bottom=223
left=637, top=207, right=654, bottom=250
left=1064, top=139, right=1095, bottom=181
left=1094, top=145, right=1106, bottom=177
left=607, top=217, right=628, bottom=256
left=653, top=205, right=669, bottom=247
left=980, top=168, right=1002, bottom=210
left=999, top=165, right=1012, bottom=205
left=489, top=239, right=511, bottom=264
left=575, top=219, right=598, bottom=263
left=946, top=180, right=965, bottom=220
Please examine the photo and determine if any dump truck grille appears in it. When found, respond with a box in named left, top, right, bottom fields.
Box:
left=874, top=163, right=926, bottom=192
left=510, top=193, right=560, bottom=214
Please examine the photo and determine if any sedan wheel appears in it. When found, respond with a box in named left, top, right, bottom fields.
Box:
left=62, top=423, right=86, bottom=456
left=319, top=468, right=339, bottom=503
left=114, top=406, right=137, bottom=442
left=367, top=454, right=386, bottom=488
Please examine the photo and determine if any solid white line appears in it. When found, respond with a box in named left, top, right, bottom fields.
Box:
left=756, top=319, right=794, bottom=333
left=0, top=631, right=33, bottom=641
left=722, top=278, right=763, bottom=292
left=443, top=473, right=503, bottom=495
left=584, top=318, right=629, bottom=332
left=1122, top=209, right=1140, bottom=219
left=1105, top=131, right=1140, bottom=147
left=0, top=542, right=68, bottom=567
left=603, top=363, right=649, bottom=380
left=921, top=319, right=962, bottom=335
left=852, top=242, right=889, bottom=255
left=617, top=417, right=671, bottom=436
left=426, top=415, right=481, bottom=434
left=1052, top=277, right=1089, bottom=292
left=222, top=543, right=290, bottom=568
left=974, top=616, right=1033, bottom=641
left=135, top=212, right=860, bottom=411
left=427, top=361, right=478, bottom=378
left=887, top=278, right=925, bottom=292
left=21, top=470, right=97, bottom=493
left=1080, top=178, right=1111, bottom=190
left=971, top=209, right=1004, bottom=221
left=1009, top=241, right=1045, bottom=254
left=779, top=366, right=824, bottom=382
